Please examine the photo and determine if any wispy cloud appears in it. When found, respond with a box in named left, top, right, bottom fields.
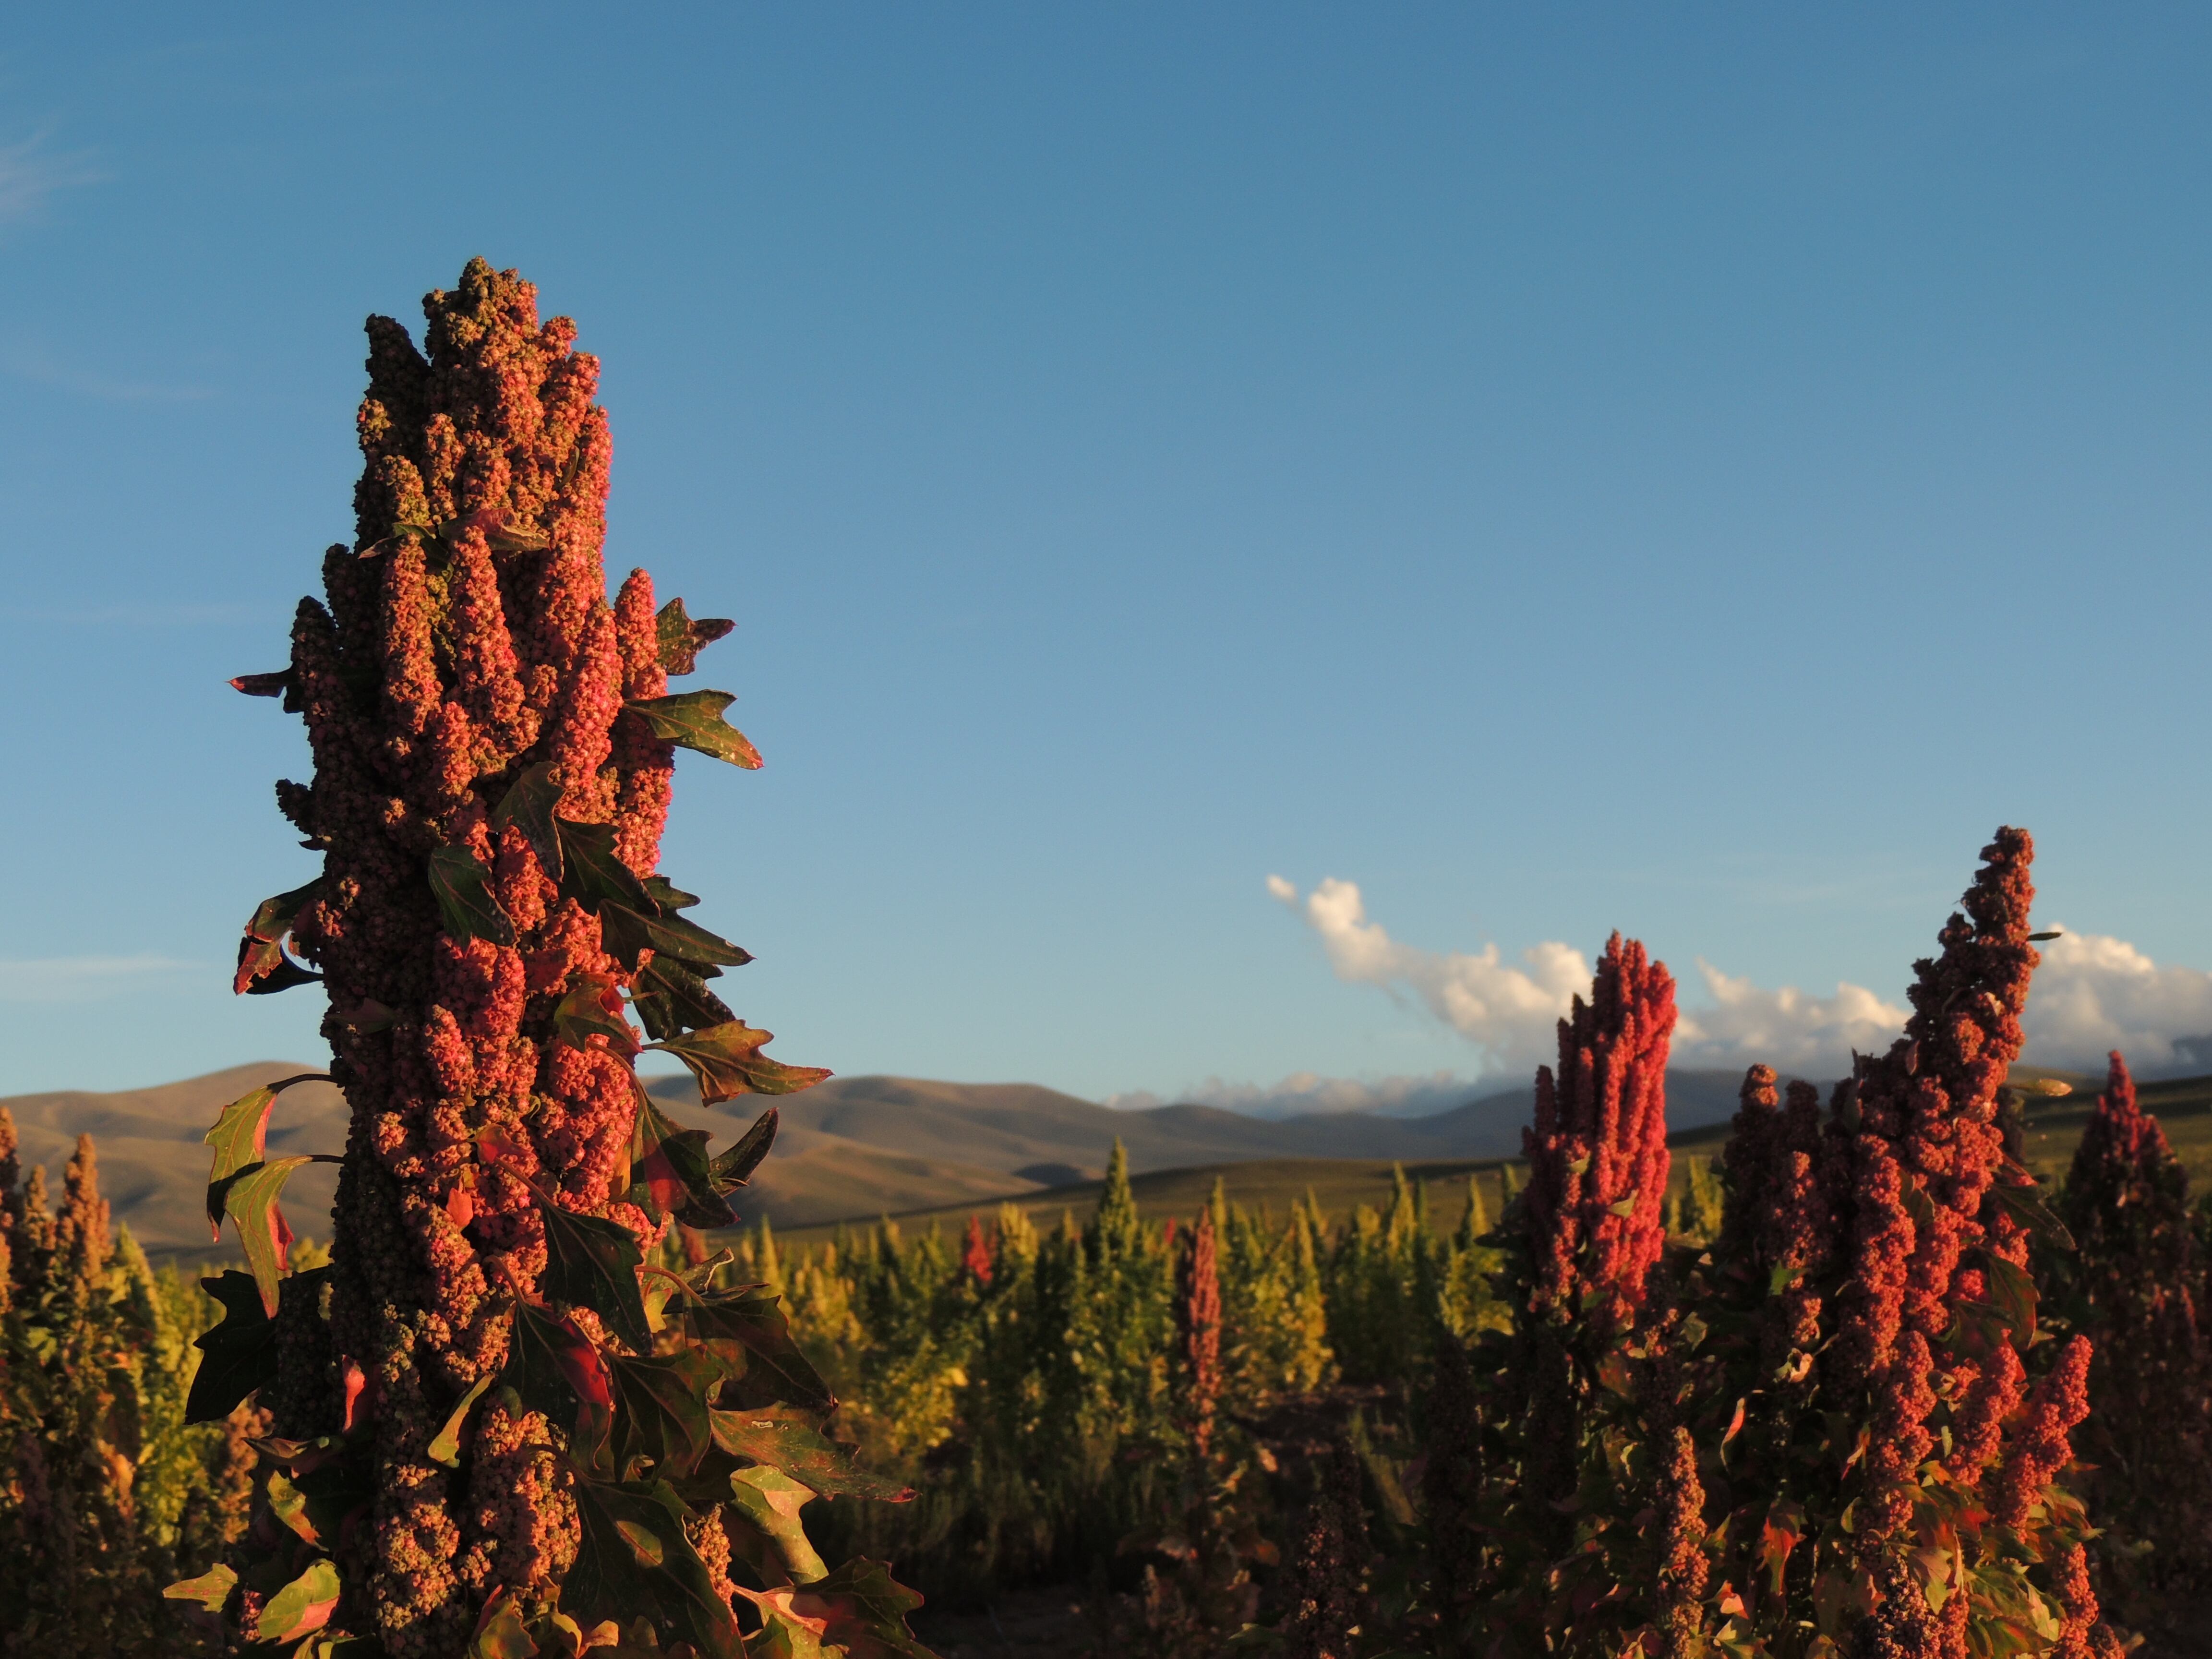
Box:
left=1268, top=876, right=2212, bottom=1081
left=0, top=134, right=99, bottom=227
left=0, top=341, right=215, bottom=405
left=0, top=955, right=202, bottom=1006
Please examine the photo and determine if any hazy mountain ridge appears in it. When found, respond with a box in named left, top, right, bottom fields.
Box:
left=0, top=1060, right=1776, bottom=1248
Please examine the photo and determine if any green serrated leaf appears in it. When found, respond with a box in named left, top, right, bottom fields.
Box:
left=568, top=1477, right=744, bottom=1659
left=428, top=844, right=517, bottom=947
left=469, top=1587, right=537, bottom=1658
left=633, top=952, right=739, bottom=1041
left=536, top=1190, right=652, bottom=1352
left=492, top=762, right=564, bottom=880
left=255, top=1558, right=342, bottom=1644
left=643, top=873, right=703, bottom=911
left=629, top=1081, right=742, bottom=1227
left=186, top=1271, right=283, bottom=1422
left=266, top=1469, right=321, bottom=1544
left=709, top=1406, right=913, bottom=1502
left=710, top=1108, right=779, bottom=1190
left=554, top=973, right=639, bottom=1057
left=647, top=1021, right=830, bottom=1106
left=1990, top=1179, right=2076, bottom=1251
left=163, top=1561, right=238, bottom=1613
left=599, top=903, right=753, bottom=977
left=609, top=1347, right=721, bottom=1479
left=727, top=1466, right=829, bottom=1584
left=504, top=1303, right=615, bottom=1472
left=428, top=1374, right=496, bottom=1469
left=1980, top=1250, right=2039, bottom=1346
left=656, top=599, right=735, bottom=676
left=224, top=1155, right=325, bottom=1318
left=787, top=1558, right=931, bottom=1659
left=235, top=879, right=324, bottom=995
left=626, top=690, right=763, bottom=769
left=204, top=1072, right=331, bottom=1239
left=686, top=1289, right=836, bottom=1413
left=555, top=817, right=656, bottom=915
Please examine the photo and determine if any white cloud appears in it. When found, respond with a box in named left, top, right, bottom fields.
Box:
left=1267, top=874, right=1591, bottom=1074
left=1673, top=963, right=1907, bottom=1073
left=1269, top=878, right=2212, bottom=1083
left=0, top=955, right=201, bottom=1005
left=1106, top=1070, right=1482, bottom=1119
left=2019, top=928, right=2212, bottom=1072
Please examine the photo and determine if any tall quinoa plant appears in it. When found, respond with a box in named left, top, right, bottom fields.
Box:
left=1432, top=831, right=2122, bottom=1658
left=170, top=261, right=928, bottom=1659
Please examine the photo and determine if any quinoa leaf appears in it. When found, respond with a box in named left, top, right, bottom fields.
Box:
left=626, top=690, right=763, bottom=769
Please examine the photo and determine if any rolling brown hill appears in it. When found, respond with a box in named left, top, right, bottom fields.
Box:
left=0, top=1063, right=352, bottom=1254
left=11, top=1060, right=2197, bottom=1256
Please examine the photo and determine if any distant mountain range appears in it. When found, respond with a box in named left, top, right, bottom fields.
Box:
left=0, top=1061, right=1763, bottom=1251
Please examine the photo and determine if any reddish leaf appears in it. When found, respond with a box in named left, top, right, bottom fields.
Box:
left=505, top=1303, right=616, bottom=1470
left=648, top=1021, right=831, bottom=1106
left=656, top=598, right=734, bottom=676
left=340, top=1357, right=368, bottom=1433
left=629, top=1081, right=739, bottom=1228
left=203, top=1072, right=331, bottom=1239
left=230, top=669, right=292, bottom=698
left=234, top=879, right=323, bottom=995
left=428, top=843, right=517, bottom=947
left=625, top=690, right=763, bottom=769
left=1760, top=1498, right=1805, bottom=1595
left=786, top=1558, right=931, bottom=1659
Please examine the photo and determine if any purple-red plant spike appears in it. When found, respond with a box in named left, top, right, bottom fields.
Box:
left=1522, top=932, right=1677, bottom=1334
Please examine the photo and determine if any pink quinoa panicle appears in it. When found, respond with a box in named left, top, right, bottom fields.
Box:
left=1177, top=1204, right=1224, bottom=1460
left=1522, top=932, right=1677, bottom=1335
left=219, top=259, right=847, bottom=1655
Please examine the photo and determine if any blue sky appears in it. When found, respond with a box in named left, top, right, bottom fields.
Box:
left=4, top=4, right=2212, bottom=1102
